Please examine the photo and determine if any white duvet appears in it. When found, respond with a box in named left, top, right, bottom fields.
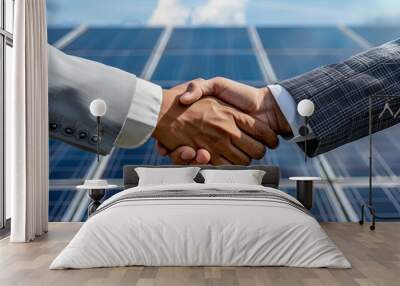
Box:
left=50, top=183, right=350, bottom=269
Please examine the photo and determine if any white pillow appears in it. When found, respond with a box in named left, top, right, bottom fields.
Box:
left=200, top=169, right=266, bottom=185
left=135, top=167, right=200, bottom=186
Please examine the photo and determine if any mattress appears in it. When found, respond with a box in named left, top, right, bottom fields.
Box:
left=50, top=183, right=350, bottom=269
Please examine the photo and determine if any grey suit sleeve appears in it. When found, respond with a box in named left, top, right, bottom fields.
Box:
left=280, top=39, right=400, bottom=157
left=48, top=45, right=137, bottom=155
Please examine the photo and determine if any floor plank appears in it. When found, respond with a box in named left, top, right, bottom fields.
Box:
left=0, top=222, right=399, bottom=286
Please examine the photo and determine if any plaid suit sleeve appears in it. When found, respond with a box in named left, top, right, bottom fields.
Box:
left=280, top=39, right=400, bottom=157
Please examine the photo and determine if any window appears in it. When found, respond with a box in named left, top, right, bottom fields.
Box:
left=0, top=0, right=13, bottom=230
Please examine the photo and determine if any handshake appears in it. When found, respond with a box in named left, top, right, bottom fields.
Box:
left=152, top=77, right=293, bottom=165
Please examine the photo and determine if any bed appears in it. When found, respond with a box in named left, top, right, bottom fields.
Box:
left=50, top=165, right=350, bottom=269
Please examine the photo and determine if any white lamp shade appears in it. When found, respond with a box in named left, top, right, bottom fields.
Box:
left=90, top=99, right=107, bottom=117
left=297, top=99, right=315, bottom=117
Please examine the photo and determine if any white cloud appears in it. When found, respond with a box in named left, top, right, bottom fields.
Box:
left=148, top=0, right=189, bottom=26
left=191, top=0, right=248, bottom=26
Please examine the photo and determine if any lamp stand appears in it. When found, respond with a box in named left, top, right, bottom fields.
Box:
left=87, top=188, right=106, bottom=216
left=96, top=116, right=100, bottom=162
left=359, top=94, right=400, bottom=230
left=304, top=116, right=308, bottom=163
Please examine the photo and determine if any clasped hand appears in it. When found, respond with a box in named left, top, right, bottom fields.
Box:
left=152, top=77, right=292, bottom=165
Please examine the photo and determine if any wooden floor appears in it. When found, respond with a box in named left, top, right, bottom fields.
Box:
left=0, top=223, right=399, bottom=286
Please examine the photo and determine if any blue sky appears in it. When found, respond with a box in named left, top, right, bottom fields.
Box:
left=47, top=0, right=400, bottom=27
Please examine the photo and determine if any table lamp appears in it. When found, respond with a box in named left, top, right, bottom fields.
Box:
left=89, top=99, right=107, bottom=162
left=297, top=99, right=315, bottom=162
left=77, top=99, right=118, bottom=217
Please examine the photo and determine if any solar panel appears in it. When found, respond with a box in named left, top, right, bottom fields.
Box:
left=102, top=138, right=171, bottom=179
left=153, top=53, right=264, bottom=84
left=258, top=27, right=362, bottom=80
left=374, top=126, right=400, bottom=176
left=154, top=28, right=264, bottom=86
left=62, top=28, right=162, bottom=75
left=47, top=27, right=105, bottom=184
left=344, top=186, right=400, bottom=221
left=352, top=27, right=400, bottom=46
left=68, top=28, right=168, bottom=181
left=257, top=27, right=361, bottom=49
left=48, top=27, right=72, bottom=44
left=49, top=140, right=95, bottom=179
left=49, top=189, right=77, bottom=221
left=256, top=140, right=322, bottom=178
left=47, top=26, right=400, bottom=223
left=324, top=126, right=400, bottom=178
left=65, top=27, right=163, bottom=51
left=253, top=28, right=355, bottom=177
left=268, top=53, right=354, bottom=80
left=72, top=53, right=150, bottom=75
left=48, top=28, right=163, bottom=220
left=49, top=27, right=161, bottom=180
left=256, top=27, right=400, bottom=180
left=166, top=27, right=253, bottom=50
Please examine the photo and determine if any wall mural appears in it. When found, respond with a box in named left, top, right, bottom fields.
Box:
left=48, top=26, right=400, bottom=223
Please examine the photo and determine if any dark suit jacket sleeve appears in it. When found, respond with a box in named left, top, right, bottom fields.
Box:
left=280, top=39, right=400, bottom=157
left=48, top=45, right=137, bottom=155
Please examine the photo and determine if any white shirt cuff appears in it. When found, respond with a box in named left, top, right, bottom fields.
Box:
left=267, top=84, right=314, bottom=143
left=115, top=78, right=162, bottom=148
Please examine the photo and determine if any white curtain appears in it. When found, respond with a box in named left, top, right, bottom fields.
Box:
left=8, top=0, right=49, bottom=242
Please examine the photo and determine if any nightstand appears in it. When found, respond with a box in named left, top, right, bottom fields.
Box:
left=77, top=180, right=119, bottom=216
left=289, top=177, right=321, bottom=210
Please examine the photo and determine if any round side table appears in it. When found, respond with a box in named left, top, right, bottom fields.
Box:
left=289, top=177, right=321, bottom=210
left=77, top=180, right=119, bottom=216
